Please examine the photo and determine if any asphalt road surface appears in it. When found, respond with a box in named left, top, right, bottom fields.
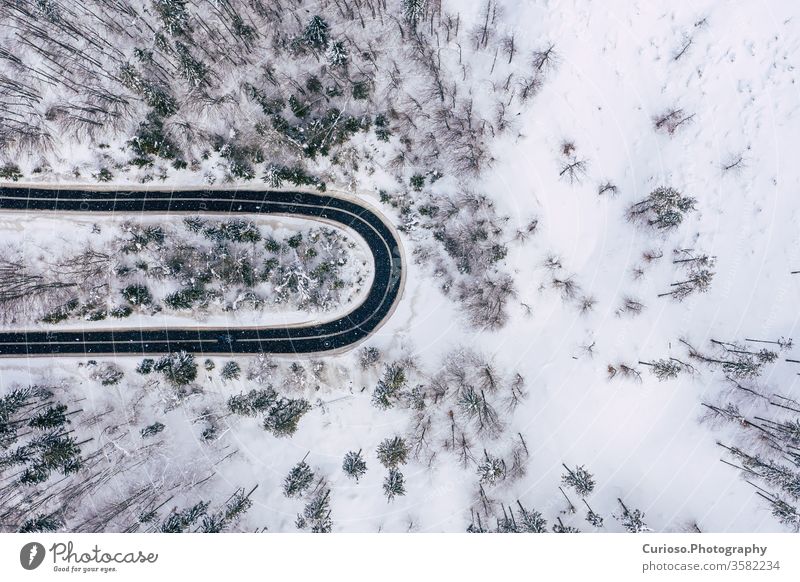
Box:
left=0, top=187, right=403, bottom=357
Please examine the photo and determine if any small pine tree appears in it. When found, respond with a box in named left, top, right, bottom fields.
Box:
left=371, top=363, right=407, bottom=409
left=136, top=358, right=155, bottom=374
left=140, top=422, right=165, bottom=438
left=615, top=498, right=649, bottom=533
left=477, top=451, right=505, bottom=485
left=325, top=40, right=348, bottom=68
left=359, top=346, right=381, bottom=369
left=643, top=359, right=683, bottom=380
left=342, top=449, right=367, bottom=481
left=583, top=499, right=604, bottom=528
left=376, top=436, right=408, bottom=468
left=516, top=501, right=547, bottom=533
left=175, top=42, right=208, bottom=88
left=92, top=363, right=124, bottom=386
left=28, top=404, right=68, bottom=430
left=561, top=464, right=596, bottom=497
left=628, top=186, right=696, bottom=230
left=263, top=397, right=311, bottom=437
left=227, top=388, right=277, bottom=417
left=18, top=513, right=63, bottom=533
left=121, top=284, right=152, bottom=306
left=402, top=0, right=427, bottom=25
left=303, top=16, right=329, bottom=50
left=283, top=457, right=315, bottom=498
left=383, top=468, right=406, bottom=501
left=297, top=488, right=332, bottom=533
left=552, top=517, right=581, bottom=533
left=220, top=361, right=241, bottom=381
left=0, top=163, right=23, bottom=181
left=154, top=351, right=198, bottom=386
left=159, top=501, right=209, bottom=533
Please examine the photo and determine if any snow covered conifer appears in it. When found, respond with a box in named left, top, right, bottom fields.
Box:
left=342, top=449, right=367, bottom=481
left=263, top=397, right=311, bottom=437
left=283, top=456, right=315, bottom=498
left=383, top=468, right=406, bottom=501
left=227, top=388, right=277, bottom=417
left=359, top=346, right=382, bottom=369
left=326, top=40, right=348, bottom=68
left=583, top=499, right=604, bottom=528
left=516, top=501, right=547, bottom=533
left=220, top=361, right=241, bottom=381
left=640, top=359, right=683, bottom=380
left=303, top=16, right=329, bottom=50
left=18, top=513, right=63, bottom=533
left=627, top=187, right=696, bottom=230
left=154, top=351, right=197, bottom=386
left=27, top=404, right=68, bottom=430
left=403, top=0, right=426, bottom=25
left=477, top=451, right=505, bottom=485
left=615, top=498, right=649, bottom=533
left=136, top=358, right=154, bottom=374
left=297, top=488, right=332, bottom=533
left=561, top=464, right=596, bottom=497
left=376, top=436, right=408, bottom=468
left=153, top=0, right=190, bottom=37
left=371, top=363, right=407, bottom=409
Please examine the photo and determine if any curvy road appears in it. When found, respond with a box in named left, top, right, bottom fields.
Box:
left=0, top=186, right=403, bottom=356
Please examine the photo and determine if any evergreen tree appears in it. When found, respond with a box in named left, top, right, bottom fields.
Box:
left=128, top=113, right=179, bottom=162
left=18, top=513, right=63, bottom=533
left=615, top=498, right=648, bottom=533
left=516, top=501, right=547, bottom=533
left=583, top=499, right=605, bottom=528
left=628, top=186, right=696, bottom=230
left=374, top=114, right=391, bottom=142
left=153, top=0, right=190, bottom=37
left=121, top=284, right=152, bottom=306
left=760, top=494, right=800, bottom=531
left=175, top=42, right=208, bottom=88
left=641, top=358, right=683, bottom=380
left=141, top=422, right=165, bottom=438
left=376, top=436, right=408, bottom=468
left=263, top=397, right=311, bottom=437
left=227, top=388, right=277, bottom=416
left=477, top=451, right=505, bottom=485
left=28, top=404, right=68, bottom=430
left=383, top=468, right=406, bottom=501
left=552, top=517, right=580, bottom=533
left=561, top=464, right=596, bottom=497
left=297, top=488, right=332, bottom=533
left=359, top=346, right=381, bottom=369
left=371, top=363, right=407, bottom=409
left=342, top=449, right=367, bottom=481
left=303, top=16, right=329, bottom=50
left=154, top=351, right=198, bottom=386
left=283, top=456, right=315, bottom=498
left=0, top=163, right=23, bottom=181
left=325, top=40, right=348, bottom=68
left=159, top=501, right=209, bottom=533
left=93, top=363, right=124, bottom=386
left=403, top=0, right=427, bottom=25
left=220, top=361, right=241, bottom=381
left=136, top=358, right=155, bottom=374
